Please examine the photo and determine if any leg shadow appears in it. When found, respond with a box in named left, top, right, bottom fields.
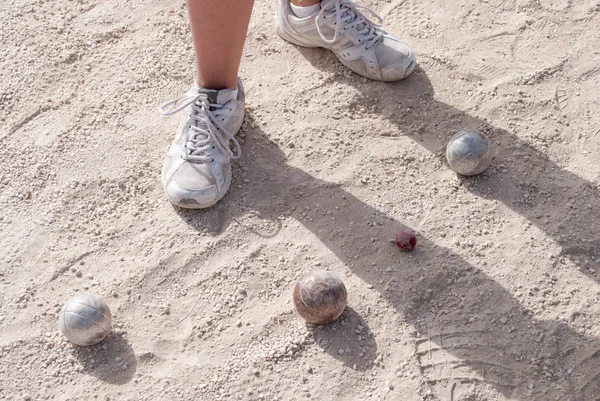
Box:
left=295, top=45, right=600, bottom=285
left=174, top=114, right=600, bottom=400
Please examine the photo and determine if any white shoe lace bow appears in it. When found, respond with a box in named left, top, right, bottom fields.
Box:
left=159, top=94, right=242, bottom=162
left=316, top=0, right=383, bottom=48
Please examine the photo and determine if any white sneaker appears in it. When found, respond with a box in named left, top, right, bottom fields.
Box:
left=275, top=0, right=416, bottom=81
left=158, top=80, right=245, bottom=209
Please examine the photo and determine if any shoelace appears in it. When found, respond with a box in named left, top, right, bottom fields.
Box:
left=159, top=94, right=241, bottom=163
left=316, top=0, right=383, bottom=49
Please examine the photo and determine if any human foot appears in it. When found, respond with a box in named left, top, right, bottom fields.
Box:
left=275, top=0, right=416, bottom=81
left=159, top=80, right=245, bottom=208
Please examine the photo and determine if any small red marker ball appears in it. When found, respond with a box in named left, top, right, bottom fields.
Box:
left=394, top=230, right=417, bottom=251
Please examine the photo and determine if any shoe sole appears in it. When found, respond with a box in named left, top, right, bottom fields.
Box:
left=337, top=47, right=417, bottom=81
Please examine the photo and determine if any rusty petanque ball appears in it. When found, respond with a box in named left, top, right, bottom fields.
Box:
left=58, top=293, right=112, bottom=346
left=292, top=270, right=347, bottom=325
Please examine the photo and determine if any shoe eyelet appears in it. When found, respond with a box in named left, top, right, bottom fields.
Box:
left=211, top=159, right=215, bottom=162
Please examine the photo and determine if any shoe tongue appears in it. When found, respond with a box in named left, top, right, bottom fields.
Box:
left=196, top=87, right=234, bottom=108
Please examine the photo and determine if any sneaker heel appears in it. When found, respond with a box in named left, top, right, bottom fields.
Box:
left=275, top=23, right=318, bottom=48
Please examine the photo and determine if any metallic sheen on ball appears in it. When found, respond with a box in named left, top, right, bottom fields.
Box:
left=446, top=130, right=492, bottom=176
left=292, top=270, right=347, bottom=325
left=58, top=294, right=112, bottom=346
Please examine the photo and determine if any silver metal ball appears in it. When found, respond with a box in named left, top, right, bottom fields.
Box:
left=58, top=294, right=112, bottom=346
left=446, top=130, right=492, bottom=176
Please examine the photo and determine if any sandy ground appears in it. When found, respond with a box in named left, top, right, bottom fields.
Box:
left=1, top=0, right=600, bottom=400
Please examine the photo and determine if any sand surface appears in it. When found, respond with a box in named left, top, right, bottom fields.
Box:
left=1, top=0, right=600, bottom=400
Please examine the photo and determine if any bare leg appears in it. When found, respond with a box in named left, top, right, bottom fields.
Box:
left=187, top=0, right=255, bottom=90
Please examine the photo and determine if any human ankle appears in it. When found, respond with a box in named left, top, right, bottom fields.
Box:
left=290, top=0, right=321, bottom=18
left=195, top=78, right=237, bottom=91
left=290, top=0, right=321, bottom=6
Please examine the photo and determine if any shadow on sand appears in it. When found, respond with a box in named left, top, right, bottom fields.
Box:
left=72, top=332, right=137, bottom=385
left=174, top=59, right=600, bottom=400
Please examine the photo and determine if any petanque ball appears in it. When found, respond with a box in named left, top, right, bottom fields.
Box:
left=58, top=293, right=112, bottom=346
left=292, top=270, right=347, bottom=325
left=446, top=130, right=492, bottom=176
